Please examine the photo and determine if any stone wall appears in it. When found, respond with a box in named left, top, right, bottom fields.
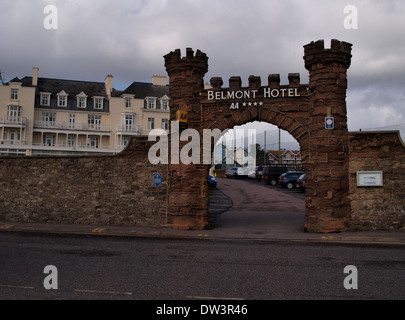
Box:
left=348, top=131, right=405, bottom=230
left=0, top=137, right=168, bottom=227
left=1, top=131, right=404, bottom=232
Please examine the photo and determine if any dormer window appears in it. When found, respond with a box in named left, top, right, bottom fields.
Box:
left=76, top=92, right=87, bottom=109
left=57, top=90, right=68, bottom=107
left=93, top=96, right=104, bottom=110
left=160, top=95, right=170, bottom=110
left=40, top=93, right=51, bottom=106
left=146, top=97, right=156, bottom=109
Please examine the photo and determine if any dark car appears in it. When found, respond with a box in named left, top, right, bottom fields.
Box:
left=296, top=173, right=306, bottom=193
left=225, top=167, right=238, bottom=178
left=255, top=165, right=264, bottom=181
left=279, top=171, right=305, bottom=189
left=263, top=165, right=293, bottom=186
left=208, top=175, right=217, bottom=189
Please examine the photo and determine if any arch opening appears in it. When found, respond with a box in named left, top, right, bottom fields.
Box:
left=207, top=121, right=306, bottom=233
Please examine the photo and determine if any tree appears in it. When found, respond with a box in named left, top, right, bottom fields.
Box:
left=250, top=143, right=266, bottom=165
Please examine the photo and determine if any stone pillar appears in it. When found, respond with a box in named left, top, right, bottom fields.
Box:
left=303, top=39, right=353, bottom=232
left=164, top=48, right=210, bottom=230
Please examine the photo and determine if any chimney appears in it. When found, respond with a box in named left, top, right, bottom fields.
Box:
left=152, top=75, right=167, bottom=86
left=32, top=67, right=39, bottom=86
left=105, top=75, right=113, bottom=99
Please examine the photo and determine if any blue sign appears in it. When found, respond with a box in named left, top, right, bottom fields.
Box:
left=325, top=117, right=334, bottom=129
left=153, top=173, right=162, bottom=187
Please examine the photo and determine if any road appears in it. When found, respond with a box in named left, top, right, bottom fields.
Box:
left=0, top=232, right=404, bottom=301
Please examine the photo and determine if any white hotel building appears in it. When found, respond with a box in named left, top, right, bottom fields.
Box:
left=0, top=68, right=170, bottom=156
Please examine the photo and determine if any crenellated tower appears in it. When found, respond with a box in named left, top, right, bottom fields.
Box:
left=303, top=39, right=353, bottom=232
left=164, top=48, right=210, bottom=230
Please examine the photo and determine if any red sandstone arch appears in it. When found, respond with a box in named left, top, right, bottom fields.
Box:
left=164, top=40, right=353, bottom=233
left=205, top=109, right=308, bottom=151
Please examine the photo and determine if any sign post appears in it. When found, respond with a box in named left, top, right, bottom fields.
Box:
left=176, top=110, right=188, bottom=132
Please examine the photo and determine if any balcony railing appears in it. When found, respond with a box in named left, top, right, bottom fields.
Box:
left=116, top=124, right=141, bottom=134
left=32, top=142, right=111, bottom=149
left=34, top=121, right=110, bottom=132
left=0, top=116, right=27, bottom=126
left=0, top=140, right=26, bottom=146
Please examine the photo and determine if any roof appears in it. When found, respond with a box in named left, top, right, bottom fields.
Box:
left=120, top=81, right=169, bottom=99
left=5, top=74, right=169, bottom=111
left=7, top=77, right=22, bottom=83
left=20, top=77, right=109, bottom=98
left=17, top=77, right=110, bottom=112
left=267, top=150, right=300, bottom=158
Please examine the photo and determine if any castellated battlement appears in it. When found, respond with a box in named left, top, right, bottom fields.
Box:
left=304, top=39, right=352, bottom=70
left=209, top=73, right=304, bottom=91
left=164, top=48, right=209, bottom=75
left=304, top=39, right=352, bottom=55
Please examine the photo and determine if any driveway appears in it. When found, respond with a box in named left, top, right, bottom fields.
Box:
left=212, top=177, right=306, bottom=235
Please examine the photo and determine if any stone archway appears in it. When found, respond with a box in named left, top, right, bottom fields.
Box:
left=164, top=39, right=353, bottom=233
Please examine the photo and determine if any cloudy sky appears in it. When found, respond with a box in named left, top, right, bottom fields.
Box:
left=1, top=0, right=404, bottom=141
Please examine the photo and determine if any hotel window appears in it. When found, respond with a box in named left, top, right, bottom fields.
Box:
left=146, top=97, right=156, bottom=109
left=122, top=136, right=131, bottom=146
left=160, top=98, right=169, bottom=110
left=40, top=93, right=51, bottom=106
left=161, top=119, right=169, bottom=130
left=125, top=97, right=132, bottom=108
left=7, top=105, right=21, bottom=122
left=42, top=112, right=56, bottom=127
left=57, top=91, right=68, bottom=107
left=77, top=92, right=87, bottom=109
left=43, top=134, right=55, bottom=147
left=122, top=113, right=135, bottom=131
left=10, top=89, right=19, bottom=100
left=148, top=117, right=155, bottom=130
left=93, top=97, right=104, bottom=110
left=3, top=129, right=19, bottom=144
left=87, top=137, right=99, bottom=148
left=68, top=135, right=75, bottom=147
left=69, top=114, right=75, bottom=129
left=88, top=114, right=101, bottom=130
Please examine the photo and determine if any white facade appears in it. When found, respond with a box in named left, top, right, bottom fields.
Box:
left=0, top=69, right=170, bottom=156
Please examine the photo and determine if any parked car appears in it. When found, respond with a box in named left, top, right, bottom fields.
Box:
left=255, top=165, right=264, bottom=181
left=279, top=171, right=305, bottom=189
left=296, top=173, right=306, bottom=193
left=208, top=175, right=217, bottom=189
left=263, top=165, right=293, bottom=186
left=235, top=167, right=254, bottom=178
left=225, top=167, right=238, bottom=178
left=248, top=170, right=256, bottom=179
left=247, top=167, right=257, bottom=179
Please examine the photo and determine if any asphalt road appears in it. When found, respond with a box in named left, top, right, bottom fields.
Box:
left=0, top=232, right=404, bottom=301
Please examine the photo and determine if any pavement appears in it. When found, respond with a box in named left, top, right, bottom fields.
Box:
left=1, top=177, right=404, bottom=245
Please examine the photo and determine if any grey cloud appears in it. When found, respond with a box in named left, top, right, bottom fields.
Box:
left=0, top=0, right=404, bottom=134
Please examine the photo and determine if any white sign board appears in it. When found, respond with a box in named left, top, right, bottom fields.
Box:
left=356, top=171, right=383, bottom=187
